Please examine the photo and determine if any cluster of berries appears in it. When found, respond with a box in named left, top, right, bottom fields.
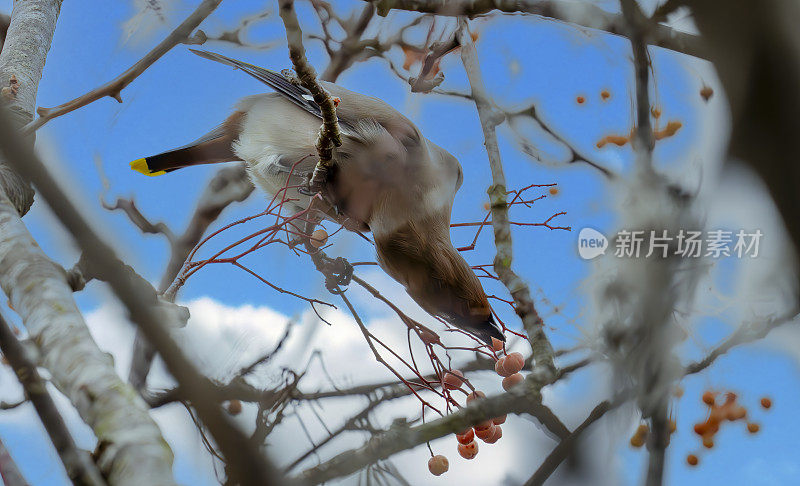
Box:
left=428, top=340, right=527, bottom=476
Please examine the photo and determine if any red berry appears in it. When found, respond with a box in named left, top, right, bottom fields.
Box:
left=457, top=441, right=478, bottom=459
left=495, top=357, right=512, bottom=377
left=443, top=370, right=465, bottom=390
left=492, top=415, right=506, bottom=425
left=475, top=424, right=495, bottom=441
left=474, top=420, right=493, bottom=431
left=428, top=455, right=449, bottom=476
left=466, top=390, right=485, bottom=404
left=455, top=429, right=474, bottom=445
left=484, top=425, right=502, bottom=444
left=760, top=397, right=772, bottom=409
left=502, top=373, right=524, bottom=391
left=502, top=352, right=524, bottom=375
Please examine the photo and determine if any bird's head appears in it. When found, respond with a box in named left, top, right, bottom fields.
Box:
left=375, top=216, right=505, bottom=346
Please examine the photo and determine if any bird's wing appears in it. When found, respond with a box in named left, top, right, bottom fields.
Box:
left=190, top=49, right=354, bottom=130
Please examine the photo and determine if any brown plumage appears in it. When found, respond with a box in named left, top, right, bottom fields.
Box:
left=131, top=50, right=504, bottom=345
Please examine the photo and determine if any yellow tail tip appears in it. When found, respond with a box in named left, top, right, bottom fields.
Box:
left=130, top=158, right=165, bottom=176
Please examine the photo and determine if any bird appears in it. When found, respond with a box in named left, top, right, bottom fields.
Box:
left=130, top=49, right=505, bottom=346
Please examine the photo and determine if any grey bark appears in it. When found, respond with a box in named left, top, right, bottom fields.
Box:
left=0, top=0, right=64, bottom=215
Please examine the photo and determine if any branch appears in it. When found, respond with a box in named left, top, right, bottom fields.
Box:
left=0, top=436, right=29, bottom=486
left=524, top=398, right=617, bottom=486
left=0, top=313, right=106, bottom=486
left=22, top=0, right=223, bottom=134
left=457, top=21, right=555, bottom=373
left=0, top=108, right=286, bottom=486
left=295, top=375, right=550, bottom=484
left=364, top=0, right=707, bottom=59
left=0, top=0, right=65, bottom=214
left=277, top=0, right=342, bottom=194
left=128, top=164, right=254, bottom=390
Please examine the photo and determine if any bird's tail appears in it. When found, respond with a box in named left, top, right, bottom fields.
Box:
left=130, top=113, right=244, bottom=176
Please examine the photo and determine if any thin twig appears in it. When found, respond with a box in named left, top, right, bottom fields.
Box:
left=22, top=0, right=223, bottom=134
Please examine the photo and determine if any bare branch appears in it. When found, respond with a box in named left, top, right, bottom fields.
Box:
left=0, top=313, right=107, bottom=486
left=458, top=21, right=555, bottom=373
left=0, top=436, right=29, bottom=486
left=277, top=0, right=342, bottom=194
left=23, top=0, right=223, bottom=134
left=0, top=108, right=286, bottom=486
left=364, top=0, right=706, bottom=59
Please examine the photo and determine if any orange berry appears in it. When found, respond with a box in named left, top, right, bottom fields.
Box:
left=601, top=90, right=611, bottom=100
left=490, top=337, right=504, bottom=352
left=700, top=85, right=714, bottom=101
left=502, top=352, right=524, bottom=375
left=747, top=422, right=760, bottom=434
left=310, top=228, right=328, bottom=247
left=474, top=420, right=493, bottom=431
left=492, top=415, right=507, bottom=425
left=495, top=357, right=512, bottom=377
left=428, top=455, right=449, bottom=476
left=502, top=373, right=524, bottom=391
left=702, top=391, right=715, bottom=406
left=576, top=95, right=586, bottom=104
left=466, top=391, right=485, bottom=404
left=702, top=436, right=714, bottom=449
left=548, top=186, right=559, bottom=196
left=630, top=434, right=646, bottom=448
left=687, top=454, right=699, bottom=466
left=443, top=370, right=465, bottom=390
left=456, top=429, right=474, bottom=445
left=760, top=397, right=772, bottom=409
left=693, top=423, right=708, bottom=436
left=226, top=399, right=242, bottom=416
left=457, top=441, right=478, bottom=459
left=475, top=424, right=495, bottom=441
left=484, top=425, right=502, bottom=444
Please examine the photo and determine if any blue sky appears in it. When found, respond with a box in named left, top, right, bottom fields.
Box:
left=1, top=0, right=798, bottom=485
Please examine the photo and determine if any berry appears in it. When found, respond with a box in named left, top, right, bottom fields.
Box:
left=747, top=422, right=760, bottom=434
left=226, top=400, right=242, bottom=416
left=502, top=373, right=524, bottom=391
left=310, top=229, right=328, bottom=247
left=466, top=391, right=485, bottom=404
left=457, top=441, right=478, bottom=459
left=702, top=391, right=715, bottom=406
left=601, top=90, right=611, bottom=100
left=760, top=397, right=772, bottom=409
left=484, top=425, right=502, bottom=444
left=576, top=95, right=586, bottom=104
left=443, top=370, right=465, bottom=390
left=702, top=437, right=714, bottom=449
left=502, top=352, right=524, bottom=375
left=548, top=186, right=559, bottom=195
left=495, top=357, right=512, bottom=377
left=493, top=415, right=507, bottom=425
left=428, top=455, right=449, bottom=476
left=687, top=454, right=698, bottom=466
left=456, top=429, right=474, bottom=445
left=700, top=85, right=714, bottom=101
left=475, top=424, right=495, bottom=441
